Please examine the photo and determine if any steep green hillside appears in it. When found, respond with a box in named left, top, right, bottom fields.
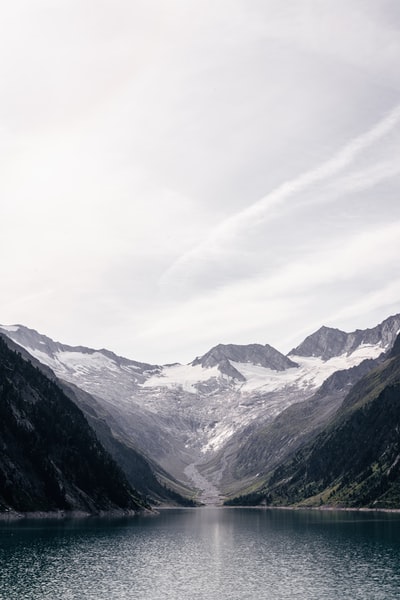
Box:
left=227, top=339, right=400, bottom=509
left=0, top=336, right=147, bottom=514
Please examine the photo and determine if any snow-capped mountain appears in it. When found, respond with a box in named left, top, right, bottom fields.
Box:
left=290, top=317, right=400, bottom=360
left=191, top=343, right=298, bottom=380
left=1, top=314, right=399, bottom=502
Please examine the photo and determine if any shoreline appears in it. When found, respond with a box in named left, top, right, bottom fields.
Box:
left=0, top=507, right=154, bottom=522
left=223, top=504, right=400, bottom=514
left=3, top=504, right=400, bottom=521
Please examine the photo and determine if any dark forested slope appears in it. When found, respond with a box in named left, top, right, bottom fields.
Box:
left=228, top=335, right=400, bottom=509
left=0, top=335, right=147, bottom=514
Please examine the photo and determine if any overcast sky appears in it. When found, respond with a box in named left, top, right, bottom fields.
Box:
left=1, top=0, right=400, bottom=364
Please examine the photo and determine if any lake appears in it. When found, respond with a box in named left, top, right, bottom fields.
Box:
left=1, top=508, right=400, bottom=599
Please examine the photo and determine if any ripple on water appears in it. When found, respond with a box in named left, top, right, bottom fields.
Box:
left=1, top=509, right=400, bottom=599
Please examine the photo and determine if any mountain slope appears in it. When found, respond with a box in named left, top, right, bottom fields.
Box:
left=228, top=335, right=400, bottom=508
left=0, top=335, right=147, bottom=515
left=1, top=314, right=399, bottom=502
left=60, top=381, right=196, bottom=506
left=1, top=334, right=194, bottom=505
left=217, top=356, right=381, bottom=495
left=202, top=317, right=400, bottom=497
left=192, top=343, right=298, bottom=376
left=289, top=314, right=400, bottom=360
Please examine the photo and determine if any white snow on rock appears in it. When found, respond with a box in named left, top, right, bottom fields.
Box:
left=142, top=363, right=221, bottom=393
left=0, top=324, right=20, bottom=332
left=0, top=318, right=397, bottom=483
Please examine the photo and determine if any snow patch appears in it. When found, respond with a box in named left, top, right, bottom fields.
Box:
left=0, top=325, right=20, bottom=333
left=231, top=362, right=299, bottom=393
left=27, top=349, right=60, bottom=370
left=289, top=343, right=383, bottom=386
left=1, top=323, right=390, bottom=476
left=142, top=363, right=220, bottom=393
left=56, top=350, right=121, bottom=373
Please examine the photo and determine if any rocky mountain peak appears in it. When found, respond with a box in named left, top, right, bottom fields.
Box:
left=192, top=342, right=298, bottom=374
left=289, top=314, right=400, bottom=361
left=0, top=324, right=90, bottom=358
left=289, top=326, right=349, bottom=360
left=0, top=324, right=159, bottom=374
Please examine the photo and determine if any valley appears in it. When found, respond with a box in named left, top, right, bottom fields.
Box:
left=1, top=313, right=399, bottom=506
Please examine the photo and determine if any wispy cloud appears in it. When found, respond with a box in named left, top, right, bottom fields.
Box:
left=0, top=1, right=399, bottom=362
left=161, top=102, right=400, bottom=295
left=136, top=220, right=400, bottom=360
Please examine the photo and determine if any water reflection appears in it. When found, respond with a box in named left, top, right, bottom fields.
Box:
left=1, top=509, right=400, bottom=599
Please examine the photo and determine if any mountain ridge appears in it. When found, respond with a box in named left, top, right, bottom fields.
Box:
left=192, top=342, right=298, bottom=377
left=1, top=313, right=400, bottom=503
left=289, top=314, right=400, bottom=360
left=0, top=334, right=148, bottom=515
left=227, top=340, right=400, bottom=509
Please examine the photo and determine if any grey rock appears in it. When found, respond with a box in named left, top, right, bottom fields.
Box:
left=192, top=342, right=298, bottom=373
left=289, top=314, right=400, bottom=360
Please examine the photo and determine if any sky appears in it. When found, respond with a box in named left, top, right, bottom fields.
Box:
left=1, top=0, right=400, bottom=364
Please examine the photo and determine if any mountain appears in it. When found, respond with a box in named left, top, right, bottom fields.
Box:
left=192, top=343, right=298, bottom=379
left=0, top=331, right=194, bottom=506
left=290, top=315, right=400, bottom=360
left=57, top=381, right=196, bottom=506
left=213, top=355, right=381, bottom=497
left=1, top=313, right=399, bottom=504
left=389, top=333, right=400, bottom=358
left=227, top=333, right=400, bottom=509
left=0, top=335, right=147, bottom=515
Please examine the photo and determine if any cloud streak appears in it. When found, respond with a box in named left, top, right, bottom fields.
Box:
left=135, top=218, right=400, bottom=358
left=0, top=1, right=399, bottom=363
left=161, top=102, right=400, bottom=293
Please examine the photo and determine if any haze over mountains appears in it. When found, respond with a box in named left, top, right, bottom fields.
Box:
left=0, top=335, right=147, bottom=515
left=1, top=313, right=399, bottom=508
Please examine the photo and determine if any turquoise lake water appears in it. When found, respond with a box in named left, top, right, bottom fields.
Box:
left=1, top=508, right=400, bottom=599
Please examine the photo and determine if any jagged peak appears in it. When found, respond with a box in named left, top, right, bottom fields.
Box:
left=289, top=313, right=400, bottom=361
left=0, top=323, right=159, bottom=371
left=192, top=342, right=297, bottom=372
left=289, top=326, right=348, bottom=360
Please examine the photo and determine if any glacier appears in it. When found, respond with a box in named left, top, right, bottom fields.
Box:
left=1, top=314, right=399, bottom=503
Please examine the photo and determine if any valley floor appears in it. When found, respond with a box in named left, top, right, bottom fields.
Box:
left=184, top=463, right=225, bottom=506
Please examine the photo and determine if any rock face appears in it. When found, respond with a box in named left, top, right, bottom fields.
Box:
left=0, top=324, right=161, bottom=385
left=223, top=356, right=381, bottom=489
left=231, top=335, right=400, bottom=509
left=0, top=335, right=146, bottom=514
left=1, top=313, right=400, bottom=503
left=389, top=332, right=400, bottom=358
left=290, top=315, right=400, bottom=360
left=192, top=343, right=298, bottom=374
